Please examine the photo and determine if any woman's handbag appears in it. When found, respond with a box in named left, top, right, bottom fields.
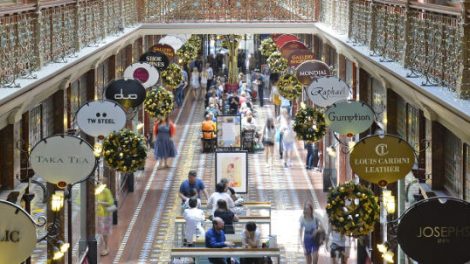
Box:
left=313, top=228, right=326, bottom=246
left=106, top=204, right=117, bottom=212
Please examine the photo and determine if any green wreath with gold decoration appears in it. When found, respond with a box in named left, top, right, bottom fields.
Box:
left=259, top=37, right=277, bottom=57
left=267, top=51, right=288, bottom=73
left=187, top=35, right=202, bottom=50
left=277, top=74, right=302, bottom=100
left=144, top=87, right=174, bottom=118
left=103, top=129, right=147, bottom=173
left=293, top=105, right=326, bottom=142
left=326, top=181, right=380, bottom=237
left=161, top=63, right=183, bottom=90
left=176, top=42, right=198, bottom=64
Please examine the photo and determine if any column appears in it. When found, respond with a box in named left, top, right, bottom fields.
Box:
left=457, top=0, right=470, bottom=98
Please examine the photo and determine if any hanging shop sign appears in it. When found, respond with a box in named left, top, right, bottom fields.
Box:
left=76, top=100, right=127, bottom=138
left=397, top=197, right=470, bottom=264
left=123, top=62, right=159, bottom=88
left=306, top=76, right=349, bottom=107
left=287, top=49, right=315, bottom=68
left=0, top=200, right=37, bottom=264
left=274, top=34, right=299, bottom=48
left=296, top=60, right=331, bottom=86
left=349, top=135, right=415, bottom=186
left=30, top=135, right=96, bottom=185
left=104, top=79, right=146, bottom=109
left=280, top=40, right=308, bottom=58
left=325, top=100, right=375, bottom=136
left=139, top=51, right=169, bottom=72
left=150, top=44, right=175, bottom=61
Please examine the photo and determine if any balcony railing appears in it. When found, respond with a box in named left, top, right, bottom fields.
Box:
left=144, top=0, right=317, bottom=23
left=0, top=0, right=138, bottom=88
left=319, top=0, right=467, bottom=95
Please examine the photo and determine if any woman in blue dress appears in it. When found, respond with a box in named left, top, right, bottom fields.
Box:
left=153, top=117, right=177, bottom=169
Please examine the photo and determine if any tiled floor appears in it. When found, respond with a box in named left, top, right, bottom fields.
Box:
left=101, top=93, right=357, bottom=264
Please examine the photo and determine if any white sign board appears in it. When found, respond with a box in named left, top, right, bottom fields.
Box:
left=325, top=100, right=375, bottom=136
left=0, top=200, right=37, bottom=264
left=306, top=76, right=350, bottom=107
left=30, top=135, right=96, bottom=184
left=123, top=62, right=159, bottom=88
left=76, top=100, right=127, bottom=138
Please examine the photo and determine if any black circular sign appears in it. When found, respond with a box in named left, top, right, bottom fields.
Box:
left=139, top=51, right=169, bottom=71
left=104, top=79, right=146, bottom=109
left=397, top=197, right=470, bottom=264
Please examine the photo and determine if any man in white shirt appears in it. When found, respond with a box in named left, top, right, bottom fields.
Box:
left=206, top=63, right=214, bottom=91
left=207, top=182, right=235, bottom=215
left=183, top=197, right=206, bottom=246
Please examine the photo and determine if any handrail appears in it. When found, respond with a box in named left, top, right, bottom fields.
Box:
left=0, top=4, right=36, bottom=16
left=373, top=0, right=406, bottom=8
left=409, top=1, right=461, bottom=16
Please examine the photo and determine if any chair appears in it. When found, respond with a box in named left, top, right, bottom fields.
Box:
left=201, top=130, right=216, bottom=153
left=242, top=129, right=256, bottom=153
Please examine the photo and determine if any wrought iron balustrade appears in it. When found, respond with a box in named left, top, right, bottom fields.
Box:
left=318, top=0, right=465, bottom=93
left=0, top=0, right=139, bottom=88
left=145, top=0, right=317, bottom=22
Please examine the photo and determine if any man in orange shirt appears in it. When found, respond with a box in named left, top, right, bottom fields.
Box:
left=201, top=114, right=217, bottom=152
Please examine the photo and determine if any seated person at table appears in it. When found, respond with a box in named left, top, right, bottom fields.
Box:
left=228, top=91, right=240, bottom=114
left=183, top=188, right=202, bottom=209
left=242, top=116, right=257, bottom=132
left=240, top=222, right=262, bottom=264
left=219, top=178, right=238, bottom=202
left=214, top=199, right=239, bottom=234
left=205, top=217, right=235, bottom=264
left=179, top=170, right=209, bottom=203
left=183, top=197, right=205, bottom=246
left=207, top=182, right=235, bottom=214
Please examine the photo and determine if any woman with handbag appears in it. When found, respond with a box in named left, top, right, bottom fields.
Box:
left=96, top=184, right=116, bottom=256
left=299, top=202, right=324, bottom=264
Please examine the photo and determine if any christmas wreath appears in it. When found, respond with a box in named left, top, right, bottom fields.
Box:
left=144, top=87, right=174, bottom=118
left=326, top=181, right=380, bottom=237
left=161, top=63, right=183, bottom=90
left=187, top=35, right=202, bottom=50
left=103, top=129, right=147, bottom=173
left=259, top=37, right=277, bottom=57
left=176, top=42, right=198, bottom=64
left=293, top=105, right=326, bottom=142
left=267, top=51, right=288, bottom=73
left=277, top=74, right=302, bottom=100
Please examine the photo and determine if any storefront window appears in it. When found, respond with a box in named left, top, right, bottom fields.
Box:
left=443, top=129, right=463, bottom=197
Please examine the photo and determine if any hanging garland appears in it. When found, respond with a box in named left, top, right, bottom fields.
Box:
left=277, top=74, right=302, bottom=100
left=293, top=105, right=327, bottom=142
left=259, top=37, right=277, bottom=57
left=144, top=87, right=174, bottom=118
left=326, top=181, right=380, bottom=237
left=187, top=35, right=202, bottom=50
left=176, top=42, right=198, bottom=64
left=161, top=63, right=183, bottom=90
left=267, top=51, right=288, bottom=73
left=103, top=129, right=147, bottom=173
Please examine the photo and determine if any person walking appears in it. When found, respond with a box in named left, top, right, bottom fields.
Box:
left=96, top=184, right=115, bottom=256
left=326, top=227, right=351, bottom=264
left=175, top=66, right=188, bottom=108
left=153, top=117, right=176, bottom=169
left=206, top=62, right=214, bottom=91
left=299, top=202, right=324, bottom=264
left=305, top=141, right=319, bottom=170
left=261, top=117, right=276, bottom=167
left=190, top=67, right=201, bottom=100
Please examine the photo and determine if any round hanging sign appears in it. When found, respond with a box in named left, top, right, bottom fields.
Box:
left=306, top=76, right=349, bottom=107
left=287, top=49, right=315, bottom=68
left=30, top=135, right=96, bottom=184
left=151, top=44, right=175, bottom=61
left=397, top=197, right=470, bottom=264
left=140, top=51, right=169, bottom=71
left=296, top=60, right=331, bottom=86
left=349, top=135, right=415, bottom=186
left=0, top=200, right=37, bottom=264
left=104, top=79, right=146, bottom=109
left=325, top=100, right=375, bottom=136
left=76, top=100, right=127, bottom=138
left=123, top=62, right=159, bottom=88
